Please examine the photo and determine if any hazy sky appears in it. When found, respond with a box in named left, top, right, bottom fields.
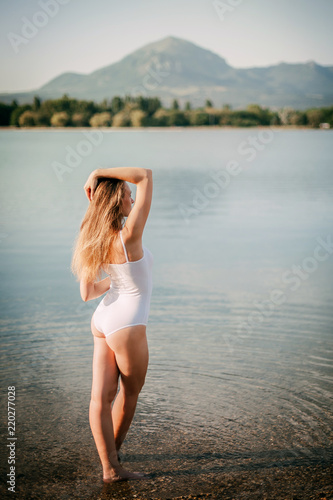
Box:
left=1, top=0, right=332, bottom=93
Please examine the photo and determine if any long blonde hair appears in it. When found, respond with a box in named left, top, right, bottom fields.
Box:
left=71, top=178, right=125, bottom=282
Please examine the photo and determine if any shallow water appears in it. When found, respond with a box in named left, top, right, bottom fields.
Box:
left=0, top=128, right=332, bottom=498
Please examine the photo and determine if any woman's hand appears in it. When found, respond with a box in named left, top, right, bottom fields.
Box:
left=84, top=169, right=100, bottom=201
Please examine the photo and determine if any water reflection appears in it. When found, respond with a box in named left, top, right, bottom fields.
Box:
left=0, top=129, right=332, bottom=498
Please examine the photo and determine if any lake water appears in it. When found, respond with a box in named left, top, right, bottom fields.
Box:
left=0, top=128, right=332, bottom=499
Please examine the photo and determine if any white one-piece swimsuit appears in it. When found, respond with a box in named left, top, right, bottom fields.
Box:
left=92, top=230, right=153, bottom=337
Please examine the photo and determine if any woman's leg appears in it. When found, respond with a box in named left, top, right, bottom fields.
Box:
left=105, top=325, right=149, bottom=452
left=90, top=321, right=146, bottom=481
left=89, top=335, right=119, bottom=477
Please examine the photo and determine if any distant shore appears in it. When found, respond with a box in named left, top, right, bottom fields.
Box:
left=0, top=125, right=330, bottom=131
left=3, top=97, right=331, bottom=129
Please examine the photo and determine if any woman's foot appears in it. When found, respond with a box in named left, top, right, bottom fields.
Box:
left=103, top=465, right=146, bottom=483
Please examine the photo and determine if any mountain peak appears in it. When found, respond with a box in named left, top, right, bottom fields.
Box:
left=126, top=35, right=228, bottom=65
left=141, top=35, right=200, bottom=49
left=152, top=35, right=187, bottom=46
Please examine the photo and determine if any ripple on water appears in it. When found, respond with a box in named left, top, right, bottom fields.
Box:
left=1, top=296, right=332, bottom=475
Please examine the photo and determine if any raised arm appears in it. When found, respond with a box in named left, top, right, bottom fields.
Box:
left=84, top=167, right=153, bottom=240
left=84, top=167, right=150, bottom=201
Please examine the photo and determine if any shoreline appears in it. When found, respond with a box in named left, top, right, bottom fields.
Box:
left=0, top=125, right=330, bottom=132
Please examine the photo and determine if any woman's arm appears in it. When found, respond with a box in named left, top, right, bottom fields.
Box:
left=80, top=276, right=111, bottom=302
left=124, top=169, right=152, bottom=240
left=84, top=167, right=151, bottom=201
left=84, top=167, right=153, bottom=240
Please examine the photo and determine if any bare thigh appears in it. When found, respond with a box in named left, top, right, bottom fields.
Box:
left=105, top=326, right=149, bottom=394
left=91, top=336, right=119, bottom=402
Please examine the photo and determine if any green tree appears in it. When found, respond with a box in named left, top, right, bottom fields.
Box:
left=10, top=105, right=32, bottom=126
left=246, top=104, right=262, bottom=114
left=136, top=97, right=149, bottom=113
left=18, top=110, right=37, bottom=127
left=124, top=94, right=134, bottom=105
left=72, top=112, right=90, bottom=127
left=168, top=110, right=189, bottom=126
left=152, top=109, right=169, bottom=126
left=172, top=99, right=179, bottom=110
left=135, top=97, right=161, bottom=116
left=189, top=111, right=210, bottom=126
left=246, top=104, right=272, bottom=125
left=50, top=111, right=70, bottom=127
left=33, top=96, right=41, bottom=111
left=111, top=96, right=124, bottom=114
left=185, top=101, right=191, bottom=111
left=59, top=94, right=71, bottom=112
left=270, top=113, right=281, bottom=126
left=37, top=99, right=56, bottom=120
left=75, top=100, right=97, bottom=119
left=229, top=110, right=261, bottom=127
left=34, top=111, right=50, bottom=126
left=0, top=103, right=15, bottom=126
left=205, top=99, right=213, bottom=108
left=39, top=96, right=75, bottom=118
left=219, top=105, right=232, bottom=126
left=148, top=97, right=162, bottom=115
left=288, top=111, right=307, bottom=126
left=130, top=109, right=147, bottom=127
left=306, top=108, right=326, bottom=128
left=112, top=110, right=131, bottom=127
left=89, top=112, right=112, bottom=127
left=278, top=107, right=294, bottom=125
left=100, top=98, right=109, bottom=111
left=219, top=111, right=232, bottom=126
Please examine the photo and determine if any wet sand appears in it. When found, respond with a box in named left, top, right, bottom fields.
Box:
left=5, top=466, right=332, bottom=500
left=0, top=385, right=331, bottom=499
left=2, top=437, right=332, bottom=499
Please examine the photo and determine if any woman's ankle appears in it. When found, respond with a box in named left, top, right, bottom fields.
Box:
left=106, top=450, right=120, bottom=469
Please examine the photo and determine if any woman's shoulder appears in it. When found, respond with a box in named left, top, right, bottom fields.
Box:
left=121, top=227, right=144, bottom=261
left=121, top=226, right=142, bottom=244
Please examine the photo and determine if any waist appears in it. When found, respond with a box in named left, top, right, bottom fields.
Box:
left=108, top=280, right=152, bottom=295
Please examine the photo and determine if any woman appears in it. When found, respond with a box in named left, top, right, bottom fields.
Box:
left=71, top=167, right=153, bottom=482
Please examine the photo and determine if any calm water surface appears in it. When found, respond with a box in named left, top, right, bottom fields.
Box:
left=0, top=128, right=332, bottom=498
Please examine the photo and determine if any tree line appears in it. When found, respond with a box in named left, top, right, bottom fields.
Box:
left=0, top=94, right=332, bottom=128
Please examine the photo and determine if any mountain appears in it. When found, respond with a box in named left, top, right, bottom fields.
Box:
left=1, top=36, right=333, bottom=109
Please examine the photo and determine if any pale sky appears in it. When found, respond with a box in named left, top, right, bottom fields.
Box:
left=1, top=0, right=332, bottom=93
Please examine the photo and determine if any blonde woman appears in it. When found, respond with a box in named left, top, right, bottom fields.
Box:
left=72, top=167, right=153, bottom=482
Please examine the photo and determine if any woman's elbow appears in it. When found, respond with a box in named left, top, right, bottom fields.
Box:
left=80, top=289, right=89, bottom=301
left=141, top=168, right=152, bottom=179
left=80, top=282, right=93, bottom=302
